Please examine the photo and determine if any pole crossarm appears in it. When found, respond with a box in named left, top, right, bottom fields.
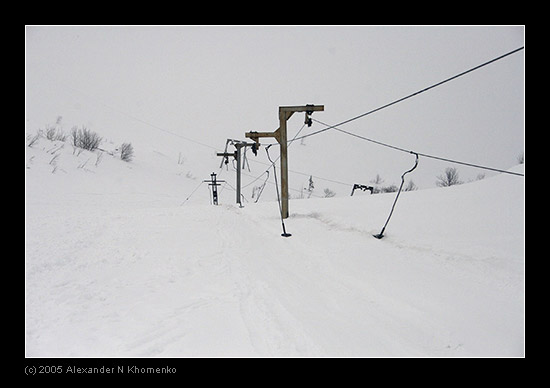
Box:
left=216, top=151, right=237, bottom=158
left=245, top=129, right=282, bottom=144
left=246, top=106, right=324, bottom=145
left=280, top=104, right=325, bottom=114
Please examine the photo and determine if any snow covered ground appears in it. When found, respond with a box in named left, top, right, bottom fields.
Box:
left=25, top=135, right=524, bottom=357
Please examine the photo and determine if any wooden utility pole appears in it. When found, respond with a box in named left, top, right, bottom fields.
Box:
left=246, top=104, right=324, bottom=219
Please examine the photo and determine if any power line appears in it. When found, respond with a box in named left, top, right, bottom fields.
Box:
left=415, top=151, right=524, bottom=177
left=37, top=71, right=222, bottom=152
left=238, top=47, right=525, bottom=184
left=240, top=168, right=324, bottom=199
left=293, top=46, right=525, bottom=144
left=245, top=157, right=351, bottom=187
left=312, top=118, right=524, bottom=177
left=179, top=180, right=205, bottom=206
left=283, top=46, right=525, bottom=178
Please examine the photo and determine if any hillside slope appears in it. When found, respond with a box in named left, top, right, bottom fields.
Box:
left=25, top=137, right=525, bottom=357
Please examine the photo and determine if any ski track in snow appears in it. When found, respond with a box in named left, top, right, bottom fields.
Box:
left=25, top=137, right=524, bottom=357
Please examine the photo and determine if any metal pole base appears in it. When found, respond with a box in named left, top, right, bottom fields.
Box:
left=281, top=223, right=291, bottom=238
left=373, top=227, right=385, bottom=239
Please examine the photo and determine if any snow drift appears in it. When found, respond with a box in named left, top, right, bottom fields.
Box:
left=25, top=136, right=524, bottom=357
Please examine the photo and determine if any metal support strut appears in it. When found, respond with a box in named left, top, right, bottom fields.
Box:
left=217, top=139, right=256, bottom=208
left=373, top=152, right=419, bottom=239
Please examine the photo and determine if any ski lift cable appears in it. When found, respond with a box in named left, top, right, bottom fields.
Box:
left=254, top=46, right=524, bottom=179
left=312, top=118, right=524, bottom=177
left=253, top=170, right=270, bottom=203
left=179, top=180, right=205, bottom=206
left=290, top=46, right=524, bottom=145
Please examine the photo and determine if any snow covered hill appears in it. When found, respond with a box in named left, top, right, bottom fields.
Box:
left=25, top=135, right=525, bottom=357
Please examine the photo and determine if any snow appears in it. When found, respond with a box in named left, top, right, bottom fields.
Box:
left=25, top=135, right=524, bottom=357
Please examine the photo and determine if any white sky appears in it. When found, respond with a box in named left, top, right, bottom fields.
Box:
left=26, top=25, right=524, bottom=190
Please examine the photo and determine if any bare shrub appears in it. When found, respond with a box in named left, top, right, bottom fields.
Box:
left=120, top=142, right=134, bottom=162
left=45, top=126, right=67, bottom=142
left=27, top=133, right=41, bottom=147
left=95, top=152, right=103, bottom=167
left=323, top=188, right=336, bottom=198
left=403, top=180, right=418, bottom=191
left=71, top=126, right=102, bottom=151
left=381, top=184, right=398, bottom=193
left=436, top=167, right=462, bottom=187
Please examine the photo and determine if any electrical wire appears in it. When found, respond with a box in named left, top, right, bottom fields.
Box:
left=312, top=118, right=524, bottom=177
left=251, top=46, right=525, bottom=184
left=179, top=180, right=205, bottom=205
left=253, top=170, right=270, bottom=203
left=243, top=121, right=352, bottom=189
left=292, top=46, right=524, bottom=144
left=38, top=71, right=221, bottom=152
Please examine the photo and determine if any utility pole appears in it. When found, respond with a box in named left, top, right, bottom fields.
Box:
left=217, top=139, right=257, bottom=207
left=203, top=172, right=224, bottom=205
left=246, top=104, right=324, bottom=219
left=216, top=149, right=237, bottom=204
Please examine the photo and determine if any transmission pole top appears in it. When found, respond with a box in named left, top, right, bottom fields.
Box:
left=279, top=104, right=324, bottom=113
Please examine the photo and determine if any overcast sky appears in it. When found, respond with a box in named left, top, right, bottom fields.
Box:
left=26, top=25, right=524, bottom=190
